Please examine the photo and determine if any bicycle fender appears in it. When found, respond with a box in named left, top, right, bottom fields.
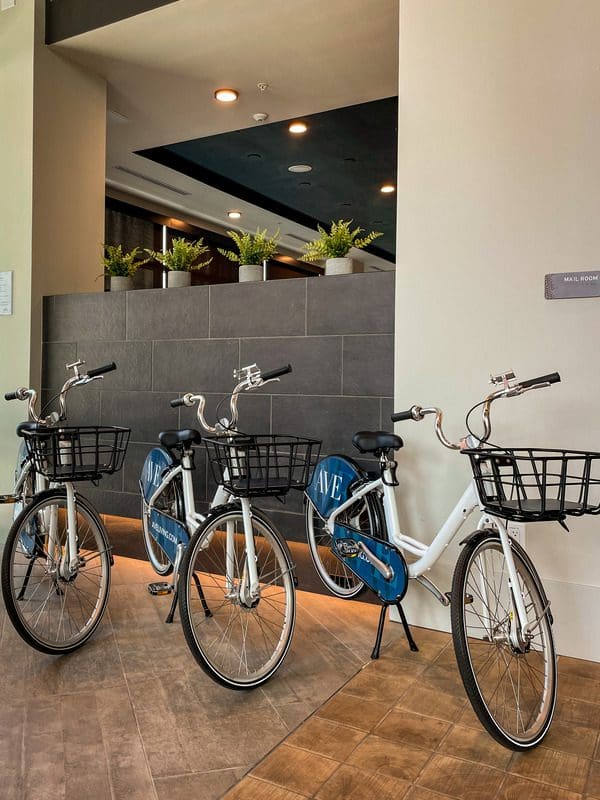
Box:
left=141, top=447, right=174, bottom=502
left=459, top=528, right=553, bottom=626
left=306, top=454, right=368, bottom=519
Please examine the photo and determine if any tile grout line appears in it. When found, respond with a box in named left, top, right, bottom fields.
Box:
left=111, top=620, right=161, bottom=800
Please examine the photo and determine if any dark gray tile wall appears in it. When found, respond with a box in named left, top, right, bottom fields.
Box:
left=42, top=272, right=395, bottom=547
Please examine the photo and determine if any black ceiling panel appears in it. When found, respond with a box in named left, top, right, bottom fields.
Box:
left=139, top=97, right=398, bottom=261
left=45, top=0, right=179, bottom=44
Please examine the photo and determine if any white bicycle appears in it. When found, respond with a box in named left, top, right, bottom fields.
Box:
left=140, top=363, right=319, bottom=688
left=306, top=370, right=599, bottom=749
left=2, top=361, right=129, bottom=654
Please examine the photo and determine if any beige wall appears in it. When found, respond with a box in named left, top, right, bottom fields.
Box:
left=395, top=0, right=600, bottom=659
left=0, top=1, right=105, bottom=531
left=0, top=2, right=36, bottom=530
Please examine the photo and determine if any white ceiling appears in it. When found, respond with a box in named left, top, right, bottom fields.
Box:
left=53, top=0, right=399, bottom=269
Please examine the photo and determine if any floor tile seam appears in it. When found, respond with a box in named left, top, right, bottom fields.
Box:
left=581, top=754, right=599, bottom=798
left=296, top=601, right=375, bottom=662
left=113, top=641, right=160, bottom=800
left=421, top=735, right=513, bottom=780
left=243, top=771, right=312, bottom=798
left=250, top=657, right=383, bottom=781
left=505, top=754, right=592, bottom=794
left=154, top=765, right=251, bottom=781
left=18, top=702, right=26, bottom=800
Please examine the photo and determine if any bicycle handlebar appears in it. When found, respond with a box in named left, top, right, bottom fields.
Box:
left=519, top=372, right=560, bottom=389
left=87, top=362, right=117, bottom=379
left=4, top=359, right=118, bottom=425
left=261, top=364, right=292, bottom=382
left=169, top=363, right=292, bottom=434
left=392, top=370, right=561, bottom=450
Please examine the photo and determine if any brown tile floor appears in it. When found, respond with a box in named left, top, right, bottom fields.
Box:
left=3, top=520, right=600, bottom=800
left=0, top=552, right=406, bottom=800
left=225, top=628, right=600, bottom=800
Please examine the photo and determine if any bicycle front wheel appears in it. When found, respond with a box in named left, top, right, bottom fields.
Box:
left=179, top=506, right=295, bottom=689
left=451, top=531, right=556, bottom=750
left=1, top=489, right=111, bottom=654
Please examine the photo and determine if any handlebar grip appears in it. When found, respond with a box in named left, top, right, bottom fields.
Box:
left=520, top=372, right=561, bottom=389
left=391, top=409, right=414, bottom=422
left=4, top=391, right=19, bottom=401
left=87, top=362, right=117, bottom=378
left=262, top=364, right=292, bottom=382
left=170, top=398, right=186, bottom=408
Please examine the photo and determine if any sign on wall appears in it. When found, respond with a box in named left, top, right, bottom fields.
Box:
left=545, top=270, right=600, bottom=300
left=0, top=271, right=13, bottom=315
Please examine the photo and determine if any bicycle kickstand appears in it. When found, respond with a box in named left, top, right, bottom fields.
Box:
left=165, top=583, right=179, bottom=624
left=371, top=602, right=419, bottom=660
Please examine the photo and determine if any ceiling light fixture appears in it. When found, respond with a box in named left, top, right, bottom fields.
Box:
left=288, top=164, right=312, bottom=173
left=227, top=210, right=242, bottom=219
left=214, top=88, right=239, bottom=103
left=380, top=184, right=395, bottom=194
left=289, top=121, right=308, bottom=134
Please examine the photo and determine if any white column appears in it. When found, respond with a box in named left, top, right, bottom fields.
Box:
left=395, top=0, right=600, bottom=659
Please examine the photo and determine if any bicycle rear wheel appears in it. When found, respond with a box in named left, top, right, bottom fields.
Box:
left=142, top=475, right=183, bottom=576
left=306, top=491, right=383, bottom=598
left=1, top=488, right=111, bottom=654
left=179, top=506, right=295, bottom=689
left=451, top=531, right=556, bottom=749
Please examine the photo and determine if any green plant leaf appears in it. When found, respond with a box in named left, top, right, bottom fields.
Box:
left=302, top=220, right=383, bottom=262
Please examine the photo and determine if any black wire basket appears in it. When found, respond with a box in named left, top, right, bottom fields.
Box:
left=464, top=447, right=600, bottom=522
left=23, top=426, right=130, bottom=482
left=205, top=434, right=321, bottom=498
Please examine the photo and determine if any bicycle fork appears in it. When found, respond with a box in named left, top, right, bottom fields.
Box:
left=483, top=519, right=546, bottom=652
left=237, top=498, right=260, bottom=604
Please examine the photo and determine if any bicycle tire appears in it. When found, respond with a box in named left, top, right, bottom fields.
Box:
left=305, top=489, right=384, bottom=598
left=13, top=444, right=36, bottom=519
left=179, top=505, right=296, bottom=689
left=451, top=530, right=557, bottom=750
left=141, top=475, right=184, bottom=576
left=1, top=488, right=111, bottom=655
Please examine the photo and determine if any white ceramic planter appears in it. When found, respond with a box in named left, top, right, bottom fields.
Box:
left=110, top=276, right=133, bottom=291
left=325, top=257, right=353, bottom=276
left=239, top=264, right=263, bottom=282
left=167, top=271, right=191, bottom=288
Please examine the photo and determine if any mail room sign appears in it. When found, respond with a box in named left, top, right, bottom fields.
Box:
left=545, top=270, right=600, bottom=299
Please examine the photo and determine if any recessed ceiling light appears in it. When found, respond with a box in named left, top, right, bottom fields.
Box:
left=227, top=210, right=242, bottom=219
left=380, top=184, right=395, bottom=194
left=344, top=157, right=357, bottom=163
left=340, top=202, right=352, bottom=207
left=298, top=181, right=311, bottom=187
left=288, top=164, right=312, bottom=173
left=246, top=153, right=262, bottom=160
left=289, top=121, right=308, bottom=134
left=214, top=88, right=239, bottom=103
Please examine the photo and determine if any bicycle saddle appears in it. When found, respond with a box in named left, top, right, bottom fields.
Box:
left=352, top=431, right=403, bottom=455
left=159, top=429, right=202, bottom=450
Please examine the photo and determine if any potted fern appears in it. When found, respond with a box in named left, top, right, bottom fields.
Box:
left=218, top=228, right=279, bottom=282
left=303, top=220, right=383, bottom=275
left=102, top=244, right=150, bottom=291
left=149, top=237, right=212, bottom=288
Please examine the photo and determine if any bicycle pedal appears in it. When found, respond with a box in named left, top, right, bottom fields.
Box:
left=147, top=582, right=173, bottom=596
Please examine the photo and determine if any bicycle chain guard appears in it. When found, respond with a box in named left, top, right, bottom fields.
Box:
left=331, top=524, right=408, bottom=604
